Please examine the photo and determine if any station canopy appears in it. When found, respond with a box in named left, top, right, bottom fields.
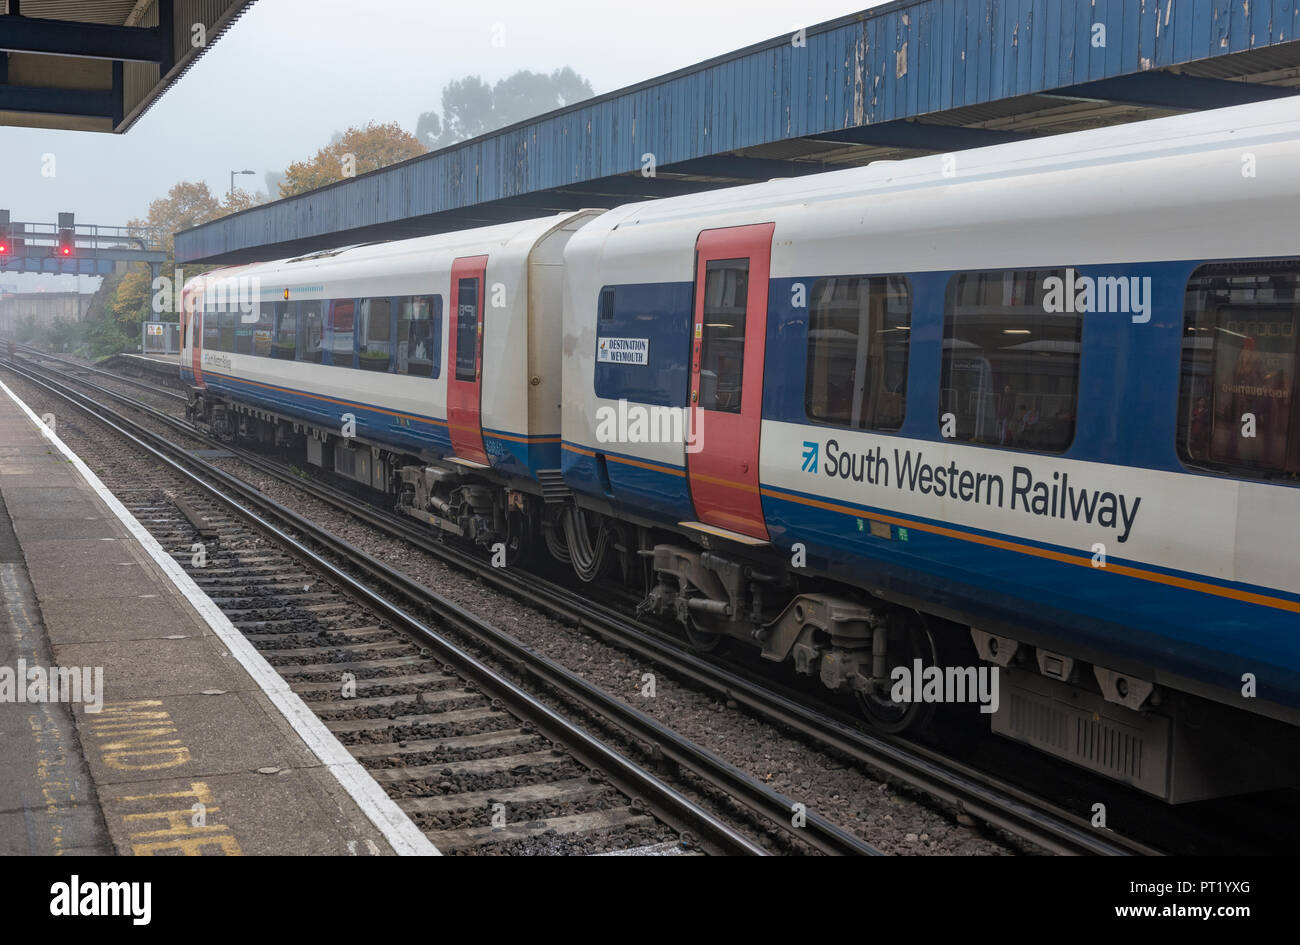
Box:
left=0, top=0, right=255, bottom=133
left=158, top=0, right=1300, bottom=265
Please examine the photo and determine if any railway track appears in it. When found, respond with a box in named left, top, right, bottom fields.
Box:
left=6, top=350, right=1161, bottom=855
left=7, top=351, right=1162, bottom=856
left=17, top=346, right=187, bottom=402
left=2, top=355, right=882, bottom=856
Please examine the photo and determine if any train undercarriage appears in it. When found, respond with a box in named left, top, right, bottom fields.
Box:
left=190, top=389, right=1300, bottom=803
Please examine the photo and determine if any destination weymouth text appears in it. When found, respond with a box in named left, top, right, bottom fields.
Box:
left=822, top=441, right=1142, bottom=542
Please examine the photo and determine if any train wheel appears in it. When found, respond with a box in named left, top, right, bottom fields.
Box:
left=503, top=508, right=533, bottom=567
left=683, top=610, right=728, bottom=653
left=854, top=615, right=939, bottom=734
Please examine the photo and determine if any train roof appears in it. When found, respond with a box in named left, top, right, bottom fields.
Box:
left=190, top=210, right=599, bottom=290
left=592, top=96, right=1300, bottom=232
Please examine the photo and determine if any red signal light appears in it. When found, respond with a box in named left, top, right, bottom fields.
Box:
left=61, top=246, right=70, bottom=256
left=0, top=243, right=8, bottom=255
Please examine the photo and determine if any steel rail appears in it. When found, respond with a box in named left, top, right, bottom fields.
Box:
left=5, top=358, right=885, bottom=856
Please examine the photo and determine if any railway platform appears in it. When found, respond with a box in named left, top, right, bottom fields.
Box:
left=101, top=352, right=181, bottom=381
left=0, top=379, right=437, bottom=856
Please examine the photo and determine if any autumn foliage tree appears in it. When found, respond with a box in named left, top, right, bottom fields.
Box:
left=278, top=122, right=427, bottom=197
left=104, top=180, right=228, bottom=336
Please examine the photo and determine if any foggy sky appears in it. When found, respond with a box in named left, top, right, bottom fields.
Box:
left=0, top=0, right=884, bottom=239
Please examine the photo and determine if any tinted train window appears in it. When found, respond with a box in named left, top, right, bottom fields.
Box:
left=455, top=279, right=480, bottom=382
left=202, top=300, right=220, bottom=353
left=218, top=304, right=235, bottom=353
left=253, top=303, right=273, bottom=357
left=273, top=302, right=296, bottom=359
left=1178, top=261, right=1299, bottom=479
left=805, top=275, right=911, bottom=431
left=698, top=259, right=748, bottom=413
left=398, top=295, right=441, bottom=377
left=299, top=301, right=323, bottom=364
left=329, top=299, right=355, bottom=366
left=233, top=303, right=256, bottom=356
left=940, top=269, right=1080, bottom=453
left=359, top=298, right=392, bottom=371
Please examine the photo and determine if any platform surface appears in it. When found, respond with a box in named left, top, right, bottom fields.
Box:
left=0, top=378, right=435, bottom=856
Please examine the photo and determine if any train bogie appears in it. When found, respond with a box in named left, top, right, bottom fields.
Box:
left=180, top=98, right=1300, bottom=802
left=559, top=98, right=1300, bottom=801
left=181, top=210, right=601, bottom=555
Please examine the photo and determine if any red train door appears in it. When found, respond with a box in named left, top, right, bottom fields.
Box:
left=447, top=255, right=489, bottom=464
left=686, top=223, right=774, bottom=540
left=188, top=285, right=205, bottom=387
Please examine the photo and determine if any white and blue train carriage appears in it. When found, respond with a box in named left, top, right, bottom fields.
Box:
left=181, top=209, right=600, bottom=546
left=561, top=97, right=1300, bottom=801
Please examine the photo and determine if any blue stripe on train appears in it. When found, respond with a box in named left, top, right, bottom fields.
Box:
left=200, top=371, right=557, bottom=479
left=562, top=441, right=696, bottom=522
left=565, top=445, right=1300, bottom=708
left=766, top=485, right=1300, bottom=710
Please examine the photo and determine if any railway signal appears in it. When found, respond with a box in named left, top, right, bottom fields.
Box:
left=57, top=227, right=74, bottom=257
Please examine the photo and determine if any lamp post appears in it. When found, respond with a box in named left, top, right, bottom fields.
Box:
left=229, top=169, right=255, bottom=200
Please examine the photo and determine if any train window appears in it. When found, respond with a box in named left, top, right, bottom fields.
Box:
left=698, top=259, right=748, bottom=413
left=805, top=275, right=911, bottom=431
left=218, top=303, right=236, bottom=353
left=397, top=295, right=441, bottom=378
left=233, top=303, right=256, bottom=356
left=359, top=298, right=392, bottom=371
left=455, top=279, right=480, bottom=382
left=940, top=269, right=1080, bottom=454
left=201, top=299, right=220, bottom=353
left=253, top=302, right=273, bottom=357
left=272, top=302, right=296, bottom=359
left=1178, top=260, right=1299, bottom=479
left=329, top=299, right=356, bottom=366
left=598, top=287, right=615, bottom=322
left=299, top=301, right=324, bottom=363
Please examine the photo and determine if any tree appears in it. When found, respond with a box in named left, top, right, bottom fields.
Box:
left=102, top=180, right=228, bottom=337
left=417, top=67, right=593, bottom=149
left=417, top=76, right=494, bottom=146
left=134, top=179, right=223, bottom=258
left=221, top=187, right=268, bottom=214
left=15, top=314, right=38, bottom=344
left=279, top=122, right=427, bottom=197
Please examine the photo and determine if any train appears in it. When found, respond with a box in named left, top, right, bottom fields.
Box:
left=180, top=97, right=1300, bottom=803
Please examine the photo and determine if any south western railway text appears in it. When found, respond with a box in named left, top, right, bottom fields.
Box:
left=821, top=441, right=1142, bottom=543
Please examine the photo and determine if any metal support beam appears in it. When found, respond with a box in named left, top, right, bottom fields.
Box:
left=1043, top=73, right=1298, bottom=112
left=156, top=0, right=175, bottom=75
left=806, top=119, right=1034, bottom=151
left=0, top=257, right=116, bottom=276
left=0, top=85, right=114, bottom=117
left=0, top=14, right=168, bottom=63
left=111, top=60, right=123, bottom=127
left=665, top=155, right=834, bottom=180
left=552, top=174, right=723, bottom=199
left=0, top=246, right=164, bottom=264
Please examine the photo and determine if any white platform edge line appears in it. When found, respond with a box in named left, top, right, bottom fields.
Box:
left=0, top=378, right=440, bottom=857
